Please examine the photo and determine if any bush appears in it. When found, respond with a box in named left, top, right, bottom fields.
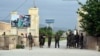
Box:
left=99, top=47, right=100, bottom=52
left=16, top=45, right=24, bottom=49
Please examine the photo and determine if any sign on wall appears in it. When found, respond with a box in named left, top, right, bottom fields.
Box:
left=11, top=15, right=31, bottom=28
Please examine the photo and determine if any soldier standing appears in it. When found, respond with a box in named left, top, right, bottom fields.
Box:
left=28, top=33, right=33, bottom=50
left=48, top=35, right=52, bottom=48
left=42, top=34, right=46, bottom=46
left=39, top=33, right=44, bottom=48
left=79, top=33, right=84, bottom=49
left=55, top=33, right=60, bottom=48
left=75, top=32, right=80, bottom=48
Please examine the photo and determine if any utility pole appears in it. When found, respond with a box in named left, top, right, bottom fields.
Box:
left=33, top=0, right=36, bottom=8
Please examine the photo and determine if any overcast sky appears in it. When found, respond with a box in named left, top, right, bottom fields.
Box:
left=0, top=0, right=86, bottom=29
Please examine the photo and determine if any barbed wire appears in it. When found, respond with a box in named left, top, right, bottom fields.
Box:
left=14, top=0, right=27, bottom=11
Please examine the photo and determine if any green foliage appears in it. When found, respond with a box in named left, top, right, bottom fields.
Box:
left=77, top=0, right=100, bottom=37
left=39, top=27, right=47, bottom=35
left=39, top=27, right=53, bottom=36
left=56, top=30, right=64, bottom=36
left=46, top=27, right=53, bottom=36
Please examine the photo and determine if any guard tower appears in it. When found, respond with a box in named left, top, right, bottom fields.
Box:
left=28, top=0, right=39, bottom=46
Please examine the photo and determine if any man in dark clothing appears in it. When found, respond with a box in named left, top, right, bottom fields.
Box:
left=48, top=36, right=52, bottom=48
left=39, top=34, right=44, bottom=48
left=28, top=33, right=33, bottom=50
left=75, top=32, right=80, bottom=48
left=80, top=33, right=84, bottom=49
left=55, top=33, right=60, bottom=48
left=2, top=32, right=7, bottom=49
left=67, top=31, right=74, bottom=48
left=69, top=32, right=75, bottom=48
left=39, top=34, right=41, bottom=47
left=42, top=34, right=46, bottom=46
left=67, top=35, right=70, bottom=48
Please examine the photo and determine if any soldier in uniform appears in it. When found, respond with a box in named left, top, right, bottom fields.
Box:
left=42, top=34, right=46, bottom=46
left=75, top=32, right=80, bottom=48
left=55, top=33, right=60, bottom=48
left=79, top=33, right=84, bottom=49
left=39, top=33, right=44, bottom=48
left=48, top=35, right=52, bottom=48
left=28, top=33, right=33, bottom=50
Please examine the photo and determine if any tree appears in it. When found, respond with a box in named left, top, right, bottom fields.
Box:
left=77, top=0, right=100, bottom=37
left=46, top=27, right=53, bottom=36
left=39, top=27, right=47, bottom=35
left=77, top=0, right=100, bottom=51
left=56, top=30, right=64, bottom=37
left=39, top=27, right=53, bottom=36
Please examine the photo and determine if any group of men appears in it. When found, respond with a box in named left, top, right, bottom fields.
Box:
left=20, top=33, right=33, bottom=50
left=39, top=31, right=84, bottom=49
left=2, top=31, right=84, bottom=50
left=39, top=33, right=60, bottom=48
left=67, top=31, right=84, bottom=49
left=26, top=31, right=84, bottom=49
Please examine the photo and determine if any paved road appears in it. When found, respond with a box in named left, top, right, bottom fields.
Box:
left=0, top=40, right=100, bottom=56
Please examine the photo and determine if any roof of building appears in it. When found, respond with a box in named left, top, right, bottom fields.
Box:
left=0, top=20, right=10, bottom=24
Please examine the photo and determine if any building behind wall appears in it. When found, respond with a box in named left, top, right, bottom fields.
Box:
left=77, top=8, right=100, bottom=50
left=0, top=21, right=11, bottom=35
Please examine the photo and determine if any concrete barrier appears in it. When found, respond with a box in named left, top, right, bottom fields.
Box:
left=0, top=35, right=39, bottom=50
left=0, top=35, right=17, bottom=50
left=8, top=36, right=17, bottom=49
left=86, top=36, right=100, bottom=50
left=22, top=38, right=27, bottom=47
left=0, top=36, right=4, bottom=49
left=33, top=36, right=39, bottom=46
